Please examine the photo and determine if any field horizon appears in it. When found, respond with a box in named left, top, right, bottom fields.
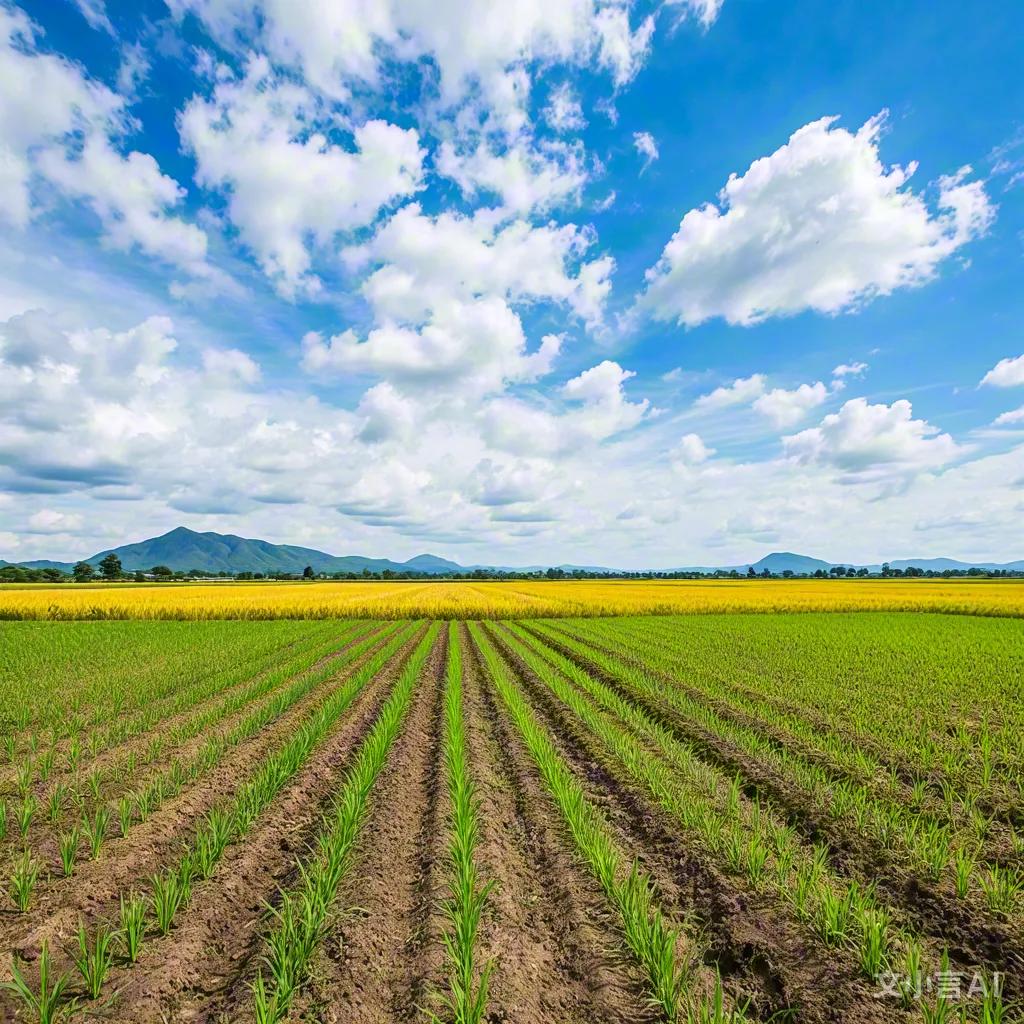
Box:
left=2, top=576, right=1024, bottom=621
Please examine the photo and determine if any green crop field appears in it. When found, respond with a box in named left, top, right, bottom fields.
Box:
left=0, top=614, right=1021, bottom=1023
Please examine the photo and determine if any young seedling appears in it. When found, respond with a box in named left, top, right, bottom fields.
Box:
left=117, top=893, right=147, bottom=964
left=72, top=920, right=115, bottom=999
left=1, top=942, right=71, bottom=1024
left=86, top=767, right=103, bottom=802
left=48, top=783, right=68, bottom=825
left=15, top=758, right=33, bottom=799
left=953, top=846, right=974, bottom=899
left=10, top=848, right=41, bottom=912
left=150, top=871, right=183, bottom=935
left=17, top=793, right=38, bottom=838
left=118, top=796, right=134, bottom=838
left=84, top=806, right=110, bottom=860
left=979, top=866, right=1023, bottom=915
left=59, top=826, right=81, bottom=878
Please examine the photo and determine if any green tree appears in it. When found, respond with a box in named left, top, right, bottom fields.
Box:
left=303, top=565, right=315, bottom=579
left=151, top=565, right=173, bottom=579
left=98, top=553, right=122, bottom=580
left=73, top=561, right=95, bottom=582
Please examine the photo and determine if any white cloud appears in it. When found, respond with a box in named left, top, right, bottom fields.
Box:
left=633, top=130, right=659, bottom=172
left=694, top=373, right=766, bottom=410
left=544, top=83, right=585, bottom=133
left=0, top=9, right=215, bottom=282
left=980, top=354, right=1024, bottom=388
left=482, top=359, right=651, bottom=458
left=993, top=406, right=1024, bottom=427
left=832, top=361, right=868, bottom=379
left=347, top=203, right=610, bottom=328
left=38, top=136, right=210, bottom=277
left=180, top=58, right=424, bottom=297
left=71, top=0, right=114, bottom=35
left=302, top=298, right=561, bottom=394
left=169, top=0, right=659, bottom=132
left=753, top=381, right=828, bottom=428
left=201, top=347, right=261, bottom=385
left=437, top=138, right=586, bottom=214
left=642, top=113, right=995, bottom=327
left=665, top=0, right=725, bottom=30
left=356, top=382, right=416, bottom=443
left=27, top=509, right=84, bottom=534
left=593, top=8, right=655, bottom=87
left=0, top=7, right=123, bottom=227
left=561, top=359, right=651, bottom=438
left=117, top=42, right=150, bottom=96
left=674, top=432, right=713, bottom=464
left=783, top=397, right=964, bottom=481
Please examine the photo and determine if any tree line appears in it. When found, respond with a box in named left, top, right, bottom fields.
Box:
left=2, top=553, right=1022, bottom=584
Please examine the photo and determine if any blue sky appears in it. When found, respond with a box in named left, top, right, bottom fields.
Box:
left=1, top=0, right=1022, bottom=567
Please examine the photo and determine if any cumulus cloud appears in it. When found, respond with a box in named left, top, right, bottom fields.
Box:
left=561, top=360, right=651, bottom=437
left=642, top=113, right=995, bottom=327
left=0, top=8, right=215, bottom=281
left=180, top=58, right=423, bottom=296
left=304, top=201, right=614, bottom=398
left=169, top=0, right=659, bottom=132
left=38, top=136, right=210, bottom=276
left=832, top=361, right=868, bottom=379
left=980, top=354, right=1024, bottom=388
left=27, top=508, right=84, bottom=534
left=783, top=397, right=964, bottom=481
left=694, top=373, right=766, bottom=410
left=347, top=203, right=611, bottom=328
left=302, top=299, right=561, bottom=394
left=356, top=382, right=416, bottom=443
left=753, top=381, right=829, bottom=428
left=437, top=138, right=586, bottom=214
left=674, top=432, right=714, bottom=464
left=483, top=359, right=651, bottom=457
left=633, top=131, right=659, bottom=172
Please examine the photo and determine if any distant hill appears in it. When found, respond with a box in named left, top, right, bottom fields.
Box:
left=78, top=527, right=446, bottom=575
left=881, top=557, right=1024, bottom=572
left=750, top=552, right=834, bottom=574
left=3, top=532, right=1022, bottom=576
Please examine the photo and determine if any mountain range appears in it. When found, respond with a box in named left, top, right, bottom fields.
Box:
left=3, top=528, right=1023, bottom=576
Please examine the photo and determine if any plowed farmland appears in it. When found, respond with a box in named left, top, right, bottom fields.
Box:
left=1, top=614, right=1021, bottom=1022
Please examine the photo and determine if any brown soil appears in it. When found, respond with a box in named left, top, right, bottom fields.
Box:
left=485, top=622, right=902, bottom=1023
left=286, top=624, right=449, bottom=1023
left=520, top=621, right=1024, bottom=980
left=461, top=623, right=655, bottom=1024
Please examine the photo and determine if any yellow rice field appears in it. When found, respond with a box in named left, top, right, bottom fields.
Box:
left=2, top=577, right=1024, bottom=619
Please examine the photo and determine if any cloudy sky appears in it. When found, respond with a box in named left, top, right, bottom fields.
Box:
left=1, top=0, right=1023, bottom=568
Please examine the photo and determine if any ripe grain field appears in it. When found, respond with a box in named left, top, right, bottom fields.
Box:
left=0, top=611, right=1021, bottom=1023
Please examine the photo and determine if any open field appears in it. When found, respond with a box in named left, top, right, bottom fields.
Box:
left=0, top=613, right=1021, bottom=1023
left=3, top=578, right=1024, bottom=620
